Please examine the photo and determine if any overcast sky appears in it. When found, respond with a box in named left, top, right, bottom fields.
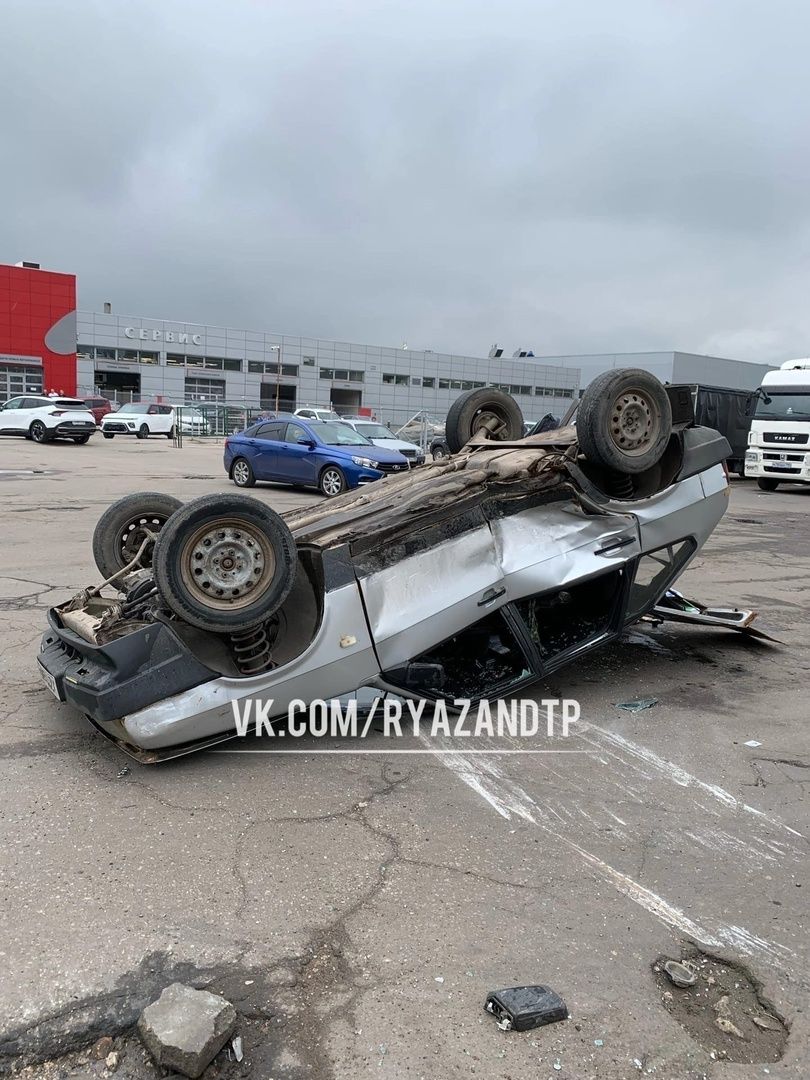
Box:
left=3, top=0, right=809, bottom=363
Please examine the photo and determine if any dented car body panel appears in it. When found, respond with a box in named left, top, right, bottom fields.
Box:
left=38, top=425, right=740, bottom=760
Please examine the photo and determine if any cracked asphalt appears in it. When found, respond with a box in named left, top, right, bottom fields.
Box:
left=0, top=436, right=808, bottom=1079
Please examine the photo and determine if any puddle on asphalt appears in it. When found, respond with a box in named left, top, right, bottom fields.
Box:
left=653, top=949, right=788, bottom=1063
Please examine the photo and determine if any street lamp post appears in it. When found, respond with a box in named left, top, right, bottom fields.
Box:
left=272, top=344, right=282, bottom=413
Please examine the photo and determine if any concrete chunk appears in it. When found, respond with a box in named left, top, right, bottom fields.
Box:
left=137, top=982, right=237, bottom=1078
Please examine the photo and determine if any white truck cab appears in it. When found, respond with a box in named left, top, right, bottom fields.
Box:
left=746, top=359, right=810, bottom=490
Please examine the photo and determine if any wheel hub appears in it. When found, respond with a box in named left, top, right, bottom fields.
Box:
left=181, top=520, right=276, bottom=610
left=472, top=408, right=508, bottom=440
left=610, top=391, right=655, bottom=454
left=119, top=517, right=164, bottom=565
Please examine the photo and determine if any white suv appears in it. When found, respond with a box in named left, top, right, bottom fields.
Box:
left=101, top=403, right=175, bottom=440
left=294, top=406, right=341, bottom=422
left=0, top=395, right=97, bottom=444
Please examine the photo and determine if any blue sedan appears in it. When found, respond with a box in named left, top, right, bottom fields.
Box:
left=223, top=418, right=411, bottom=496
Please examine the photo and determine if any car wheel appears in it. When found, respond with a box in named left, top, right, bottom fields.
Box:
left=103, top=432, right=115, bottom=439
left=577, top=368, right=672, bottom=475
left=152, top=493, right=297, bottom=633
left=166, top=426, right=175, bottom=440
left=72, top=434, right=91, bottom=444
left=431, top=443, right=448, bottom=460
left=757, top=478, right=780, bottom=492
left=29, top=421, right=51, bottom=444
left=445, top=389, right=524, bottom=453
left=319, top=465, right=347, bottom=497
left=92, top=492, right=184, bottom=579
left=231, top=457, right=256, bottom=488
left=136, top=424, right=149, bottom=440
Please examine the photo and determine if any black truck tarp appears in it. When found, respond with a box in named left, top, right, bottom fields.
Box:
left=690, top=385, right=753, bottom=475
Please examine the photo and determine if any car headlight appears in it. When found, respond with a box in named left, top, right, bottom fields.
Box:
left=351, top=456, right=378, bottom=468
left=745, top=451, right=758, bottom=461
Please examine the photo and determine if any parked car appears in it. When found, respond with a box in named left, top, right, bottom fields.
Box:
left=83, top=396, right=113, bottom=425
left=294, top=406, right=342, bottom=422
left=177, top=406, right=210, bottom=436
left=37, top=370, right=763, bottom=762
left=224, top=417, right=411, bottom=496
left=101, top=403, right=175, bottom=439
left=0, top=394, right=97, bottom=443
left=337, top=418, right=426, bottom=466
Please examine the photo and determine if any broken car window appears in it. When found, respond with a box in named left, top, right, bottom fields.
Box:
left=515, top=569, right=623, bottom=661
left=397, top=610, right=532, bottom=699
left=626, top=541, right=695, bottom=621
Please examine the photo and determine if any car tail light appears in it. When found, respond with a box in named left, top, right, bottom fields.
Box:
left=49, top=409, right=66, bottom=416
left=224, top=438, right=230, bottom=448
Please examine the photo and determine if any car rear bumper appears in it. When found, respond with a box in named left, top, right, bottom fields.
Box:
left=38, top=608, right=216, bottom=724
left=53, top=421, right=96, bottom=436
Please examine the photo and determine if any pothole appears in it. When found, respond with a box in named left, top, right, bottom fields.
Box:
left=653, top=948, right=788, bottom=1063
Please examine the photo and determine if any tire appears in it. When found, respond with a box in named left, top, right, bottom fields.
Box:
left=136, top=424, right=149, bottom=440
left=445, top=388, right=524, bottom=453
left=319, top=465, right=347, bottom=497
left=92, top=492, right=183, bottom=579
left=103, top=432, right=115, bottom=439
left=757, top=478, right=780, bottom=492
left=577, top=368, right=672, bottom=475
left=30, top=421, right=51, bottom=444
left=72, top=435, right=91, bottom=444
left=231, top=457, right=256, bottom=488
left=431, top=442, right=449, bottom=460
left=166, top=426, right=175, bottom=440
left=152, top=493, right=297, bottom=633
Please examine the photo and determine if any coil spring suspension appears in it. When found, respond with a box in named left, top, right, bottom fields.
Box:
left=607, top=471, right=634, bottom=500
left=230, top=620, right=276, bottom=675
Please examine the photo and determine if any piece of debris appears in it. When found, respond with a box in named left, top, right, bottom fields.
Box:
left=594, top=1038, right=604, bottom=1046
left=744, top=740, right=762, bottom=748
left=614, top=697, right=658, bottom=712
left=116, top=765, right=130, bottom=778
left=484, top=985, right=568, bottom=1032
left=92, top=1036, right=114, bottom=1060
left=434, top=976, right=444, bottom=983
left=232, top=1035, right=244, bottom=1062
left=751, top=1014, right=784, bottom=1032
left=105, top=1050, right=119, bottom=1072
left=663, top=959, right=697, bottom=988
left=138, top=982, right=238, bottom=1078
left=715, top=1016, right=745, bottom=1039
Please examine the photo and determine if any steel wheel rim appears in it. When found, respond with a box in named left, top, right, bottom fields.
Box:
left=322, top=470, right=343, bottom=495
left=233, top=461, right=250, bottom=485
left=117, top=514, right=171, bottom=565
left=609, top=388, right=660, bottom=456
left=179, top=517, right=276, bottom=611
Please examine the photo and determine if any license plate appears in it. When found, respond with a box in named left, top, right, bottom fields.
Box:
left=37, top=660, right=62, bottom=700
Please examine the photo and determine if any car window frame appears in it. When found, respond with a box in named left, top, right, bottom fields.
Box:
left=254, top=422, right=285, bottom=441
left=284, top=422, right=311, bottom=445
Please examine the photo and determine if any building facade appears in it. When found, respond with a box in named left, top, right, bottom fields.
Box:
left=75, top=310, right=580, bottom=425
left=540, top=350, right=775, bottom=392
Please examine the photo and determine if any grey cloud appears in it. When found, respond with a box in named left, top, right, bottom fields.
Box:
left=3, top=0, right=810, bottom=364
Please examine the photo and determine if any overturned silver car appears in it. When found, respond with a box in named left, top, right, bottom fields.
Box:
left=38, top=370, right=745, bottom=761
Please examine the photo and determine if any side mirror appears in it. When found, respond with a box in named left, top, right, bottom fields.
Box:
left=297, top=437, right=316, bottom=448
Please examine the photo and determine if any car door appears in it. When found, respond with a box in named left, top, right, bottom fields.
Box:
left=276, top=422, right=319, bottom=484
left=0, top=397, right=25, bottom=433
left=244, top=422, right=284, bottom=479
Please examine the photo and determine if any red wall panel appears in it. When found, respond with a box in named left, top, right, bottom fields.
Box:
left=0, top=264, right=77, bottom=394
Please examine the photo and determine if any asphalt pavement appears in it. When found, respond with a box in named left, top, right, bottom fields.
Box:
left=0, top=434, right=807, bottom=1079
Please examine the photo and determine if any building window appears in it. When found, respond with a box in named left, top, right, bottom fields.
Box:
left=348, top=370, right=364, bottom=382
left=320, top=367, right=334, bottom=379
left=139, top=351, right=159, bottom=365
left=77, top=344, right=94, bottom=359
left=382, top=372, right=410, bottom=385
left=185, top=376, right=226, bottom=401
left=412, top=377, right=422, bottom=386
left=334, top=369, right=349, bottom=381
left=439, top=378, right=449, bottom=389
left=96, top=347, right=116, bottom=361
left=167, top=353, right=185, bottom=366
left=422, top=377, right=435, bottom=388
left=303, top=355, right=315, bottom=366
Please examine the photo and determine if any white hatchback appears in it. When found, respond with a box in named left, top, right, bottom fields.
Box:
left=101, top=403, right=175, bottom=440
left=0, top=395, right=97, bottom=444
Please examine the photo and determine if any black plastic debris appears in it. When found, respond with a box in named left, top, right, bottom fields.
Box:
left=484, top=985, right=568, bottom=1031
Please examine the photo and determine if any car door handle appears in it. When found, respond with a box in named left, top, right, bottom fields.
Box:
left=594, top=535, right=636, bottom=556
left=477, top=586, right=506, bottom=607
